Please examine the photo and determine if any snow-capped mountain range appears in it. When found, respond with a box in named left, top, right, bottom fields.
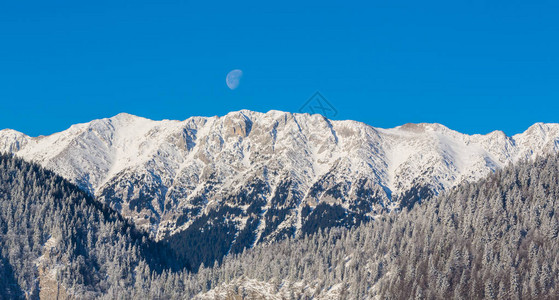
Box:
left=1, top=110, right=559, bottom=245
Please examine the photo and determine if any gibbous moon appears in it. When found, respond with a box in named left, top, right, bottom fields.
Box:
left=226, top=69, right=243, bottom=90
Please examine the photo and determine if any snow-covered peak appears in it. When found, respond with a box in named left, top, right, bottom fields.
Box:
left=2, top=111, right=559, bottom=239
left=0, top=129, right=30, bottom=152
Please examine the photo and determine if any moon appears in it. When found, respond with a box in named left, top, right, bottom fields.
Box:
left=226, top=69, right=243, bottom=90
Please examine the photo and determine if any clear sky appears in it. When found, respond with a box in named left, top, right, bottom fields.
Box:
left=1, top=0, right=558, bottom=136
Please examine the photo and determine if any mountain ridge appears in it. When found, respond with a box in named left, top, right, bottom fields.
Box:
left=2, top=110, right=559, bottom=196
left=1, top=111, right=559, bottom=255
left=4, top=109, right=549, bottom=138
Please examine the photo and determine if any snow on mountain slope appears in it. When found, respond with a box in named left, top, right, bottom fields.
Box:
left=196, top=277, right=344, bottom=300
left=1, top=111, right=559, bottom=245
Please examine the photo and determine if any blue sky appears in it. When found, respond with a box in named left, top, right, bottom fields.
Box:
left=1, top=0, right=558, bottom=136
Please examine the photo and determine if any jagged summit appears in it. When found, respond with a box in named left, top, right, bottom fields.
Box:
left=397, top=122, right=450, bottom=132
left=1, top=110, right=559, bottom=243
left=113, top=111, right=140, bottom=118
left=5, top=109, right=556, bottom=140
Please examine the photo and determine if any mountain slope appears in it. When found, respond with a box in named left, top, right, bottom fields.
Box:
left=2, top=111, right=559, bottom=268
left=191, top=153, right=559, bottom=299
left=32, top=151, right=555, bottom=299
left=0, top=154, right=174, bottom=299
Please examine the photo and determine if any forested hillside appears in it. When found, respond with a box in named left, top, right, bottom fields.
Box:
left=0, top=154, right=175, bottom=299
left=2, top=152, right=559, bottom=299
left=187, top=154, right=559, bottom=299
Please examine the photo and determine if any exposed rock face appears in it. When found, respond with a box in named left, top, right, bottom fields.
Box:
left=37, top=237, right=71, bottom=300
left=2, top=111, right=559, bottom=248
